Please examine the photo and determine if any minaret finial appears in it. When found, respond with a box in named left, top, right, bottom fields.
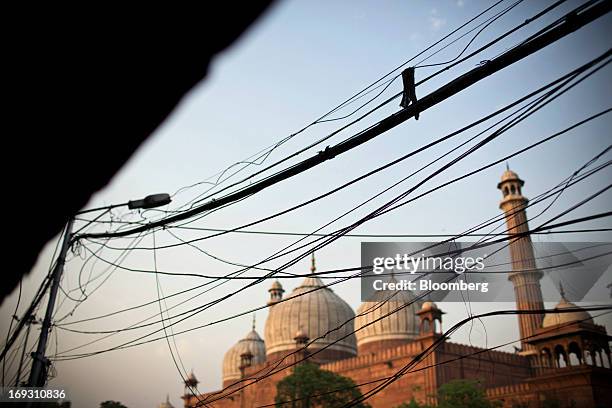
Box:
left=559, top=281, right=566, bottom=300
left=506, top=162, right=510, bottom=171
left=310, top=252, right=316, bottom=274
left=252, top=313, right=256, bottom=331
left=166, top=394, right=170, bottom=403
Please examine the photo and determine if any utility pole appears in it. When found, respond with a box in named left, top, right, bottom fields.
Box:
left=27, top=218, right=73, bottom=387
left=25, top=193, right=171, bottom=388
left=14, top=315, right=37, bottom=387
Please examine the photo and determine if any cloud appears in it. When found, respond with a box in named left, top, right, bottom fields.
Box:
left=428, top=8, right=446, bottom=31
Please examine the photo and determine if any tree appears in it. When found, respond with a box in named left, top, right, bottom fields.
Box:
left=100, top=401, right=127, bottom=408
left=436, top=379, right=501, bottom=408
left=395, top=398, right=432, bottom=408
left=275, top=363, right=370, bottom=408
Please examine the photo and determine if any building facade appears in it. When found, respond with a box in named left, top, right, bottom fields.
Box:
left=183, top=170, right=612, bottom=408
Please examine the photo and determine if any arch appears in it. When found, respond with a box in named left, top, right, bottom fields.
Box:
left=584, top=350, right=593, bottom=365
left=510, top=184, right=516, bottom=194
left=603, top=351, right=611, bottom=368
left=568, top=342, right=582, bottom=366
left=541, top=347, right=552, bottom=368
left=554, top=344, right=567, bottom=368
left=421, top=318, right=431, bottom=334
left=434, top=318, right=441, bottom=334
left=594, top=350, right=603, bottom=367
left=503, top=186, right=509, bottom=196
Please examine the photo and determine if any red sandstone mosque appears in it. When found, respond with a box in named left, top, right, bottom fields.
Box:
left=181, top=170, right=612, bottom=408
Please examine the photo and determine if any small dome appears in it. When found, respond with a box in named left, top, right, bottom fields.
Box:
left=501, top=169, right=519, bottom=182
left=264, top=274, right=357, bottom=361
left=542, top=298, right=593, bottom=328
left=497, top=168, right=524, bottom=189
left=355, top=283, right=421, bottom=349
left=421, top=301, right=438, bottom=311
left=269, top=280, right=283, bottom=291
left=222, top=329, right=266, bottom=383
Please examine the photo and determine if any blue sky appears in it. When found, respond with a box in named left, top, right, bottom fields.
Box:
left=2, top=1, right=611, bottom=407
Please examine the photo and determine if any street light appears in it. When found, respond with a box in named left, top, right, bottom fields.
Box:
left=75, top=193, right=172, bottom=214
left=27, top=193, right=171, bottom=388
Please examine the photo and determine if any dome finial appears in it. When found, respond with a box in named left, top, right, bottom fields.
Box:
left=310, top=252, right=316, bottom=274
left=506, top=161, right=510, bottom=171
left=559, top=281, right=566, bottom=300
left=252, top=313, right=256, bottom=331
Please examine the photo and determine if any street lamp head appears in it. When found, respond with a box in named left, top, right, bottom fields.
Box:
left=128, top=193, right=172, bottom=210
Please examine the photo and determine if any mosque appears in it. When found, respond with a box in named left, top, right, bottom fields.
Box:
left=180, top=170, right=612, bottom=408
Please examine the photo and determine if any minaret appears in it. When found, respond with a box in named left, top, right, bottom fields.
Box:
left=268, top=280, right=284, bottom=305
left=182, top=370, right=198, bottom=408
left=498, top=167, right=544, bottom=355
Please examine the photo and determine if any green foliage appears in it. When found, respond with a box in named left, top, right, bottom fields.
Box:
left=275, top=363, right=370, bottom=408
left=100, top=401, right=128, bottom=408
left=436, top=380, right=501, bottom=408
left=394, top=398, right=431, bottom=408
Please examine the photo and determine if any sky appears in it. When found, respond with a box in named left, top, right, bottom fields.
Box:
left=2, top=1, right=612, bottom=407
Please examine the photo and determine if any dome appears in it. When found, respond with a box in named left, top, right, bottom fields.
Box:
left=264, top=273, right=357, bottom=362
left=421, top=300, right=438, bottom=312
left=501, top=169, right=519, bottom=182
left=222, top=329, right=266, bottom=384
left=355, top=282, right=421, bottom=350
left=270, top=280, right=283, bottom=290
left=542, top=297, right=593, bottom=328
left=497, top=167, right=524, bottom=189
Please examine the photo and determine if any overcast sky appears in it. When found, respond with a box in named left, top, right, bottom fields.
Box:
left=2, top=1, right=612, bottom=407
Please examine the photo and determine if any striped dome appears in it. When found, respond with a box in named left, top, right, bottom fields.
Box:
left=222, top=329, right=265, bottom=383
left=542, top=297, right=593, bottom=328
left=355, top=281, right=421, bottom=349
left=264, top=272, right=357, bottom=361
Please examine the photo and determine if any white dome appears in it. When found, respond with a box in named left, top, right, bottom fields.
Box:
left=222, top=329, right=265, bottom=383
left=264, top=275, right=357, bottom=361
left=355, top=284, right=421, bottom=349
left=542, top=298, right=593, bottom=328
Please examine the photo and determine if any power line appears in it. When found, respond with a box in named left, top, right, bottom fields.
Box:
left=55, top=138, right=601, bottom=356
left=82, top=49, right=612, bottom=253
left=56, top=244, right=612, bottom=338
left=166, top=0, right=514, bottom=210
left=50, top=208, right=612, bottom=362
left=51, top=78, right=612, bottom=348
left=77, top=0, right=610, bottom=242
left=177, top=0, right=571, bottom=215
